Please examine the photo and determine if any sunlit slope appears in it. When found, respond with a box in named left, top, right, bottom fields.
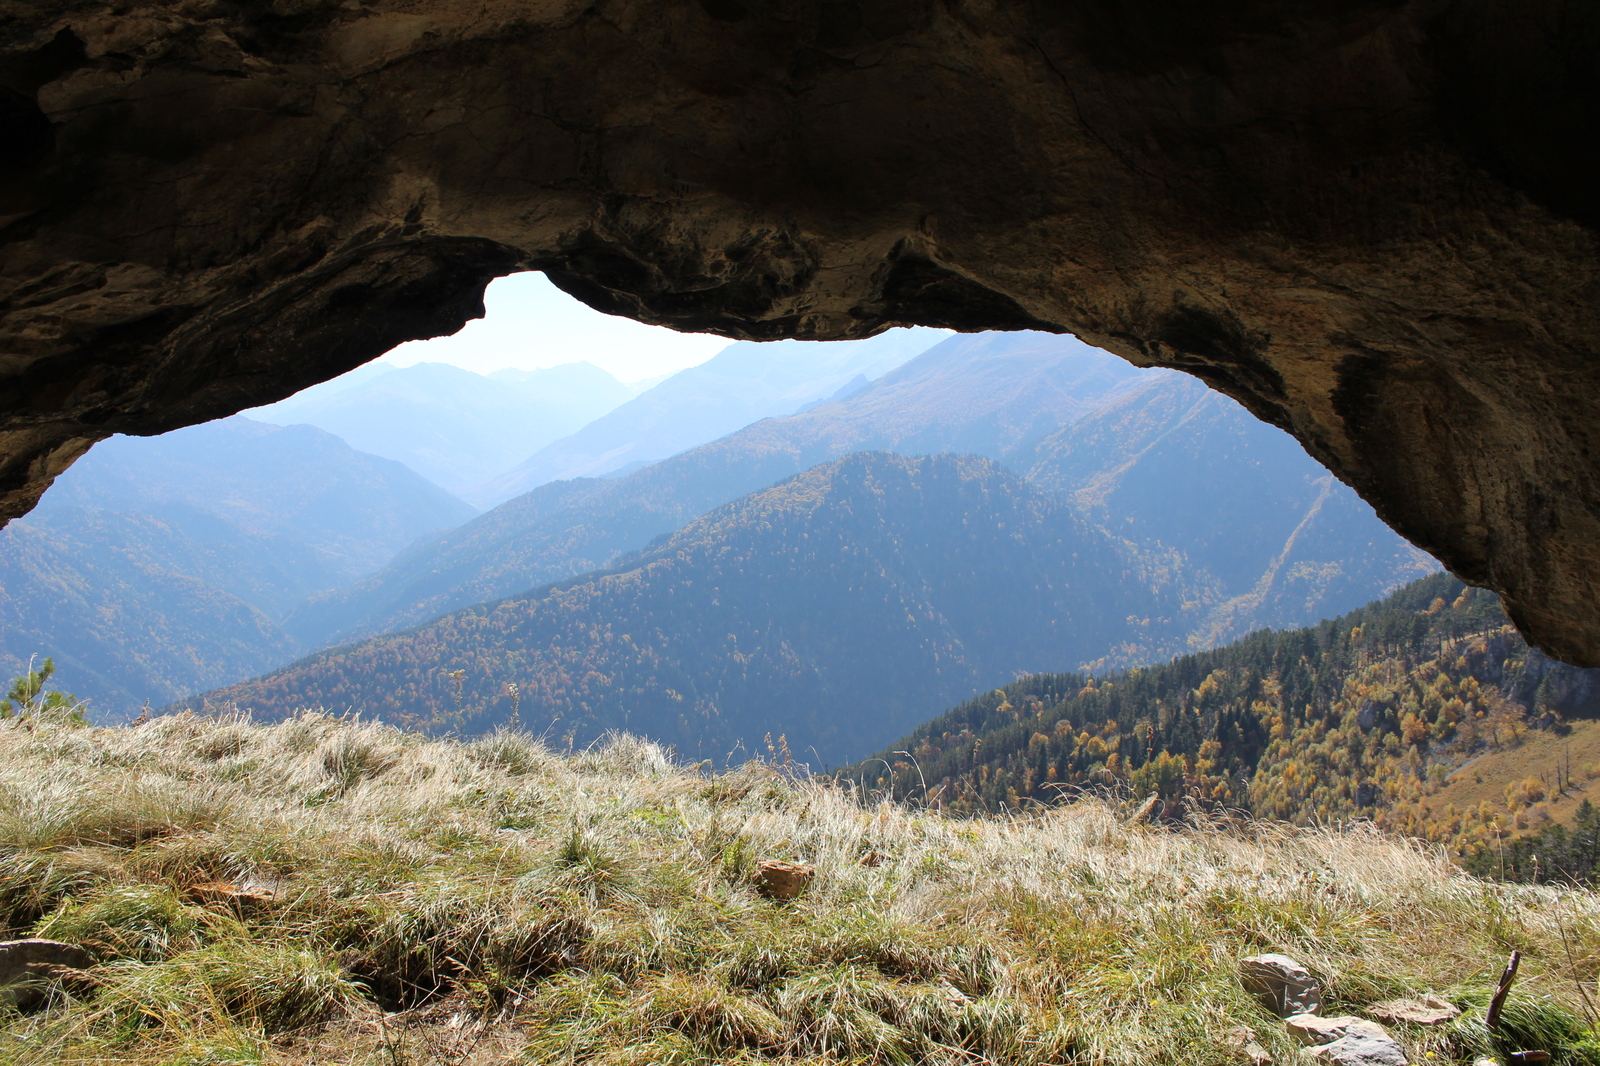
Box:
left=4, top=418, right=478, bottom=716
left=189, top=453, right=1189, bottom=766
left=845, top=573, right=1600, bottom=866
left=287, top=332, right=1144, bottom=649
left=1024, top=373, right=1437, bottom=649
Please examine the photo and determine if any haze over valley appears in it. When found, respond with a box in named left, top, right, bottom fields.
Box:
left=5, top=310, right=1437, bottom=744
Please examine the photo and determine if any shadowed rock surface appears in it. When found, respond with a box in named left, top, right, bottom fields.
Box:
left=1, top=1, right=1598, bottom=660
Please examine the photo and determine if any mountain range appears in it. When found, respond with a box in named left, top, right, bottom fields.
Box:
left=11, top=329, right=1437, bottom=735
left=2, top=418, right=476, bottom=713
left=180, top=452, right=1191, bottom=765
left=285, top=332, right=1432, bottom=656
left=467, top=328, right=950, bottom=505
left=283, top=331, right=1148, bottom=648
left=247, top=361, right=633, bottom=495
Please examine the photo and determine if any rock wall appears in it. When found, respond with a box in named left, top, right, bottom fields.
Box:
left=2, top=1, right=1598, bottom=661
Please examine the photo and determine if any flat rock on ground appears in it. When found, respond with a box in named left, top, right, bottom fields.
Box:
left=1308, top=1032, right=1410, bottom=1066
left=1366, top=994, right=1460, bottom=1025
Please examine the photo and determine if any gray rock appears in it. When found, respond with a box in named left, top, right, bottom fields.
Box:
left=1240, top=953, right=1323, bottom=1017
left=1307, top=1032, right=1409, bottom=1066
left=0, top=939, right=92, bottom=1008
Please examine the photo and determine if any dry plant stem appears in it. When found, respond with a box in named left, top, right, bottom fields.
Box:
left=1487, top=950, right=1523, bottom=1035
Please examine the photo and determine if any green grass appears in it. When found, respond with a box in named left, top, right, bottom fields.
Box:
left=2, top=713, right=1600, bottom=1064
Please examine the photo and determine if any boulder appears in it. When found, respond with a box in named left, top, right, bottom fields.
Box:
left=0, top=939, right=92, bottom=1008
left=755, top=860, right=814, bottom=901
left=1366, top=994, right=1460, bottom=1026
left=1240, top=954, right=1323, bottom=1017
left=1287, top=1014, right=1407, bottom=1066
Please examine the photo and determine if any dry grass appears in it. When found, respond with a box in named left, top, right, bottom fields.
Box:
left=2, top=712, right=1599, bottom=1065
left=1430, top=719, right=1600, bottom=834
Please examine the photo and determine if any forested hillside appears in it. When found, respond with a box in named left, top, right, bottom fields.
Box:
left=844, top=573, right=1600, bottom=866
left=4, top=418, right=476, bottom=715
left=1024, top=372, right=1436, bottom=653
left=0, top=515, right=301, bottom=712
left=185, top=453, right=1193, bottom=765
left=286, top=332, right=1146, bottom=647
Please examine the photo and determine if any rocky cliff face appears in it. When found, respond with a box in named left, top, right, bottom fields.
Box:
left=1, top=1, right=1598, bottom=661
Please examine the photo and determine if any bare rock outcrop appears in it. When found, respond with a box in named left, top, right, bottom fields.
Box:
left=3, top=2, right=1600, bottom=659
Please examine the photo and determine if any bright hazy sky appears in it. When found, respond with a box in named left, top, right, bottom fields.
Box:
left=383, top=272, right=731, bottom=383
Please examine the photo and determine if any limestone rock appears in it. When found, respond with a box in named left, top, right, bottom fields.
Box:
left=0, top=939, right=92, bottom=1008
left=1240, top=954, right=1323, bottom=1018
left=755, top=859, right=813, bottom=900
left=1285, top=1015, right=1391, bottom=1046
left=1226, top=1025, right=1274, bottom=1065
left=3, top=2, right=1600, bottom=662
left=1287, top=1015, right=1407, bottom=1066
left=1366, top=994, right=1460, bottom=1026
left=1306, top=1032, right=1409, bottom=1066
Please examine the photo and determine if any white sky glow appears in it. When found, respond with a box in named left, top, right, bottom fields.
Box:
left=382, top=272, right=731, bottom=383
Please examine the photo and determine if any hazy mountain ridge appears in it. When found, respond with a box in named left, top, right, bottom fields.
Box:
left=467, top=328, right=950, bottom=506
left=4, top=419, right=479, bottom=715
left=286, top=332, right=1150, bottom=648
left=37, top=417, right=478, bottom=581
left=1023, top=373, right=1438, bottom=657
left=185, top=453, right=1194, bottom=766
left=249, top=361, right=633, bottom=494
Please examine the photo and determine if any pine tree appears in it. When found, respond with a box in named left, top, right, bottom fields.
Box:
left=2, top=658, right=87, bottom=723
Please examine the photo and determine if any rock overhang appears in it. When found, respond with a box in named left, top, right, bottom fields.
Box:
left=1, top=0, right=1597, bottom=661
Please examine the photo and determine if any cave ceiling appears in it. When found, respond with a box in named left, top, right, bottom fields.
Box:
left=2, top=0, right=1598, bottom=662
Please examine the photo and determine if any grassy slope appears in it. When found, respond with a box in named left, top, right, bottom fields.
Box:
left=4, top=714, right=1600, bottom=1065
left=841, top=575, right=1600, bottom=863
left=1431, top=717, right=1600, bottom=833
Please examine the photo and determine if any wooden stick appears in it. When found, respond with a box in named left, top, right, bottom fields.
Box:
left=1487, top=950, right=1523, bottom=1034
